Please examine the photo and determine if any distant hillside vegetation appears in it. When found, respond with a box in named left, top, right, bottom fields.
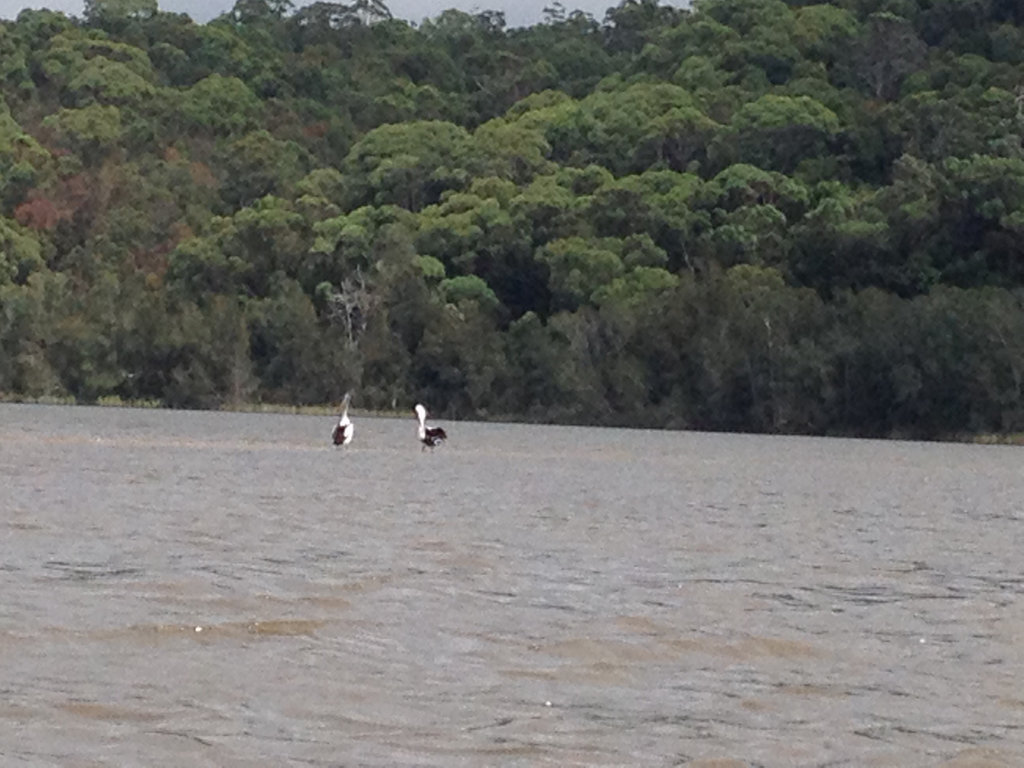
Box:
left=2, top=0, right=1024, bottom=437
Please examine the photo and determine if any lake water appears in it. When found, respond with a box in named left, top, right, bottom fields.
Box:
left=0, top=403, right=1021, bottom=767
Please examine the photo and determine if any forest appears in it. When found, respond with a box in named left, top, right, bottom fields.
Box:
left=1, top=0, right=1024, bottom=437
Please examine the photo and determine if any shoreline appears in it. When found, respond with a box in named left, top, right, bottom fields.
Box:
left=2, top=393, right=1022, bottom=445
left=0, top=393, right=402, bottom=419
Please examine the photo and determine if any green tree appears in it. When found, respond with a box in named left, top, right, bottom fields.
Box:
left=0, top=99, right=50, bottom=212
left=218, top=130, right=311, bottom=207
left=536, top=236, right=625, bottom=311
left=344, top=120, right=472, bottom=210
left=720, top=93, right=840, bottom=173
left=848, top=12, right=927, bottom=100
left=84, top=0, right=158, bottom=23
left=0, top=217, right=45, bottom=285
left=692, top=265, right=831, bottom=432
left=177, top=74, right=262, bottom=137
left=42, top=104, right=123, bottom=165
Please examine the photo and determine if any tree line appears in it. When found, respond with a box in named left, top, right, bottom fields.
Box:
left=1, top=0, right=1024, bottom=437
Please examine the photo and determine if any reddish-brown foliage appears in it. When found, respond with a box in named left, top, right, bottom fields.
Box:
left=14, top=196, right=63, bottom=230
left=190, top=161, right=218, bottom=189
left=303, top=121, right=329, bottom=139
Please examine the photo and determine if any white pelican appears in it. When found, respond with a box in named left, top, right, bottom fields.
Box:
left=332, top=392, right=354, bottom=446
left=414, top=403, right=447, bottom=449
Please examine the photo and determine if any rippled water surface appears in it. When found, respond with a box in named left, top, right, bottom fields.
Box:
left=1, top=403, right=1022, bottom=767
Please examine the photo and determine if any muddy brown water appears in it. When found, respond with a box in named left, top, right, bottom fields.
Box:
left=0, top=403, right=1022, bottom=767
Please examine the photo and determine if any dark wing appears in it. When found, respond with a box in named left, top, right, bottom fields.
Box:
left=332, top=424, right=347, bottom=445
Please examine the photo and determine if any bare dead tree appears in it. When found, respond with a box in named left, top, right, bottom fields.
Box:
left=324, top=267, right=378, bottom=346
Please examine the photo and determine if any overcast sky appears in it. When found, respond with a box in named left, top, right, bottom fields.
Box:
left=0, top=0, right=687, bottom=27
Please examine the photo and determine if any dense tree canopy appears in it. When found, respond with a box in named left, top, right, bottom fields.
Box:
left=2, top=0, right=1024, bottom=438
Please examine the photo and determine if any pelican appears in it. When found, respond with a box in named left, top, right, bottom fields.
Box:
left=332, top=392, right=354, bottom=446
left=414, top=403, right=447, bottom=450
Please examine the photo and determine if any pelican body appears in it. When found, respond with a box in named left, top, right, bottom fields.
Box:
left=332, top=393, right=354, bottom=446
left=414, top=403, right=447, bottom=449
